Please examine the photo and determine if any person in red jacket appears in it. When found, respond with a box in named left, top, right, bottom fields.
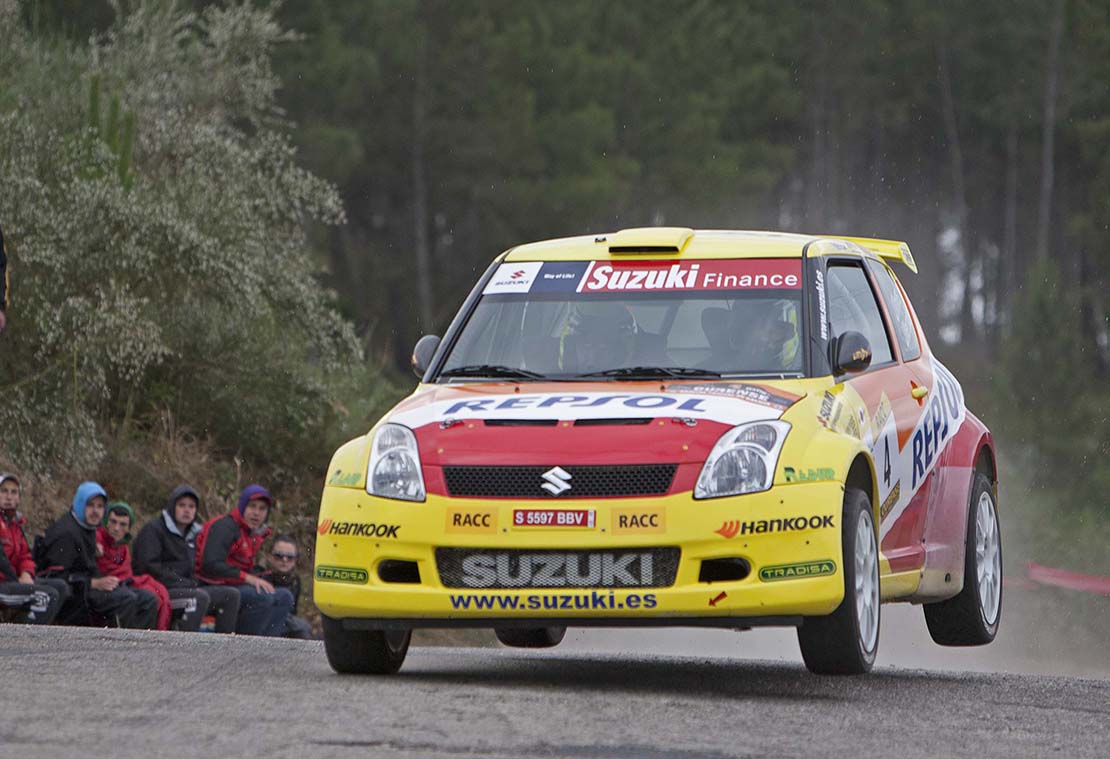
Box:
left=96, top=502, right=172, bottom=630
left=196, top=484, right=292, bottom=636
left=0, top=473, right=67, bottom=623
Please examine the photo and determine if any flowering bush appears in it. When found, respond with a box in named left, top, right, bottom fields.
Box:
left=0, top=1, right=368, bottom=475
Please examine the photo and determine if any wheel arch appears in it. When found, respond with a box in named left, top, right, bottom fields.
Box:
left=974, top=437, right=998, bottom=502
left=844, top=451, right=878, bottom=528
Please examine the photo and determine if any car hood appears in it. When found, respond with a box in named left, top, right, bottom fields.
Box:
left=386, top=380, right=807, bottom=467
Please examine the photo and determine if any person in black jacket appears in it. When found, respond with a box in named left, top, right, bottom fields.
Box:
left=132, top=485, right=239, bottom=633
left=38, top=482, right=157, bottom=628
left=256, top=534, right=312, bottom=639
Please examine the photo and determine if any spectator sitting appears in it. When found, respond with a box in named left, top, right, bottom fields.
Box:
left=196, top=484, right=292, bottom=637
left=38, top=482, right=158, bottom=629
left=96, top=502, right=172, bottom=631
left=132, top=485, right=239, bottom=633
left=0, top=473, right=67, bottom=624
left=256, top=534, right=312, bottom=639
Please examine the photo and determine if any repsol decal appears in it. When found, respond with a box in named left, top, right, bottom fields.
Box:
left=611, top=507, right=665, bottom=534
left=389, top=389, right=792, bottom=429
left=315, top=565, right=369, bottom=584
left=910, top=364, right=965, bottom=490
left=442, top=394, right=708, bottom=416
left=715, top=515, right=834, bottom=538
left=445, top=507, right=497, bottom=534
left=759, top=560, right=836, bottom=582
left=317, top=519, right=400, bottom=539
left=870, top=358, right=966, bottom=540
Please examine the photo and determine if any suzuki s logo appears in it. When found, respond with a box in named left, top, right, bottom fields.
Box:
left=509, top=269, right=527, bottom=279
left=541, top=466, right=572, bottom=495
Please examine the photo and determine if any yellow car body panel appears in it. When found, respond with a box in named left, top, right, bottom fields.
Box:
left=314, top=481, right=846, bottom=620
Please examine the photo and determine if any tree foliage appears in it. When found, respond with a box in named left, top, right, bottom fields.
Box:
left=9, top=0, right=1110, bottom=518
left=0, top=0, right=370, bottom=475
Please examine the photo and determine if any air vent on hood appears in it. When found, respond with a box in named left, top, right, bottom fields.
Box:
left=483, top=419, right=558, bottom=427
left=607, top=227, right=694, bottom=254
left=573, top=418, right=653, bottom=426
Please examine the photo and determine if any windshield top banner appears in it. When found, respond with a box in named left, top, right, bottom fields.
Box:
left=483, top=260, right=802, bottom=295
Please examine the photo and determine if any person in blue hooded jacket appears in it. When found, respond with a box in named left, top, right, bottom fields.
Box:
left=37, top=482, right=158, bottom=629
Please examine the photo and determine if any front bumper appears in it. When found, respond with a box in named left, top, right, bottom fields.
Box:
left=313, top=481, right=846, bottom=625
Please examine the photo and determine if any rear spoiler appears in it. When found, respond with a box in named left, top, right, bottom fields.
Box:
left=820, top=235, right=917, bottom=274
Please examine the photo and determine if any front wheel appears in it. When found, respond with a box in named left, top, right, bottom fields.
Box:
left=322, top=615, right=411, bottom=674
left=494, top=626, right=567, bottom=648
left=797, top=487, right=880, bottom=675
left=924, top=473, right=1002, bottom=646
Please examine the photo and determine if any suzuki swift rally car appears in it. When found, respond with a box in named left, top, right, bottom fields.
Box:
left=314, top=228, right=1001, bottom=675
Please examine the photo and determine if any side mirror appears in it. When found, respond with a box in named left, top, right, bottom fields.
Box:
left=831, top=331, right=872, bottom=375
left=411, top=334, right=441, bottom=378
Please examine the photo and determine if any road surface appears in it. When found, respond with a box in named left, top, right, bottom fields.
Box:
left=2, top=623, right=1107, bottom=759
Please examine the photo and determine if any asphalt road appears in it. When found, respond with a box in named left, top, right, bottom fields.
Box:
left=2, top=624, right=1108, bottom=759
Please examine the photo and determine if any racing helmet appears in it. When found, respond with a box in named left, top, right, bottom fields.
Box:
left=729, top=298, right=800, bottom=370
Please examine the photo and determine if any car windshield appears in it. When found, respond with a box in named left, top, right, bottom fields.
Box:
left=438, top=258, right=805, bottom=380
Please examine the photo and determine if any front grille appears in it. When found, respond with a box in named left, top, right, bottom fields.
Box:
left=436, top=547, right=680, bottom=589
left=443, top=464, right=677, bottom=498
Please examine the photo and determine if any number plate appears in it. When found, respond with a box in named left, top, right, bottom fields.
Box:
left=513, top=509, right=596, bottom=528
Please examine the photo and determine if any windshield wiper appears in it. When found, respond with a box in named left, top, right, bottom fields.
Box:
left=578, top=366, right=722, bottom=379
left=439, top=364, right=545, bottom=380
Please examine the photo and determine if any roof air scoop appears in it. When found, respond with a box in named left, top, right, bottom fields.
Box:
left=608, top=227, right=695, bottom=255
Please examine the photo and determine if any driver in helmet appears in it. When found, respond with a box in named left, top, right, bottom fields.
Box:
left=559, top=301, right=639, bottom=373
left=728, top=300, right=800, bottom=371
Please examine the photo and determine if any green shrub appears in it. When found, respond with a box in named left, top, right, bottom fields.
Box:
left=0, top=1, right=387, bottom=478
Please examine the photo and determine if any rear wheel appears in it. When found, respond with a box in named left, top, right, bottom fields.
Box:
left=797, top=487, right=880, bottom=675
left=924, top=473, right=1002, bottom=646
left=494, top=626, right=567, bottom=648
left=322, top=615, right=411, bottom=674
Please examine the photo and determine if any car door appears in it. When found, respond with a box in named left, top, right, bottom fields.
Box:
left=823, top=259, right=928, bottom=575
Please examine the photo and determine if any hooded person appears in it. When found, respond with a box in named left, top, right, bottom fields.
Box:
left=96, top=502, right=172, bottom=631
left=37, top=482, right=158, bottom=629
left=0, top=473, right=67, bottom=624
left=195, top=484, right=292, bottom=636
left=132, top=485, right=240, bottom=633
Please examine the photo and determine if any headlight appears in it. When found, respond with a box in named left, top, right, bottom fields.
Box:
left=694, top=421, right=790, bottom=499
left=366, top=424, right=426, bottom=502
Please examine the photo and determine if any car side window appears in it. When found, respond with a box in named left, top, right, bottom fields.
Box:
left=867, top=260, right=922, bottom=362
left=825, top=262, right=894, bottom=366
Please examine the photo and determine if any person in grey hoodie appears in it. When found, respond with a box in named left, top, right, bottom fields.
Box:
left=132, top=485, right=239, bottom=633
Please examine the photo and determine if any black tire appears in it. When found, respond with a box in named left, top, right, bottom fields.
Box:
left=924, top=473, right=1002, bottom=646
left=494, top=626, right=567, bottom=648
left=797, top=487, right=880, bottom=675
left=322, top=615, right=411, bottom=674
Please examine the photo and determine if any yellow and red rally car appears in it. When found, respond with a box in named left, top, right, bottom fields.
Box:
left=314, top=228, right=1001, bottom=675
